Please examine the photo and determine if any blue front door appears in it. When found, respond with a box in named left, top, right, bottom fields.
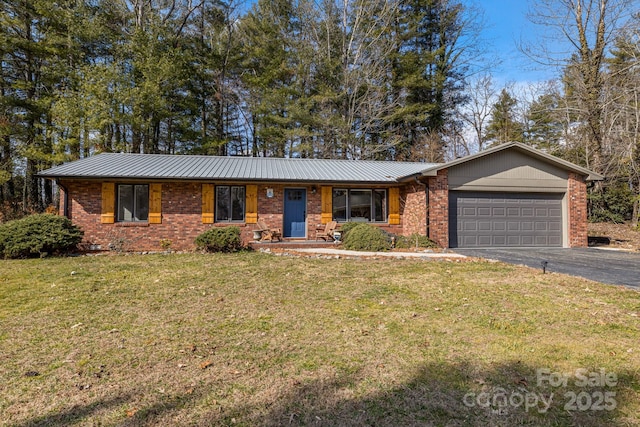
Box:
left=284, top=189, right=306, bottom=238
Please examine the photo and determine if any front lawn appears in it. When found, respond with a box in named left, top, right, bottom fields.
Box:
left=1, top=253, right=638, bottom=426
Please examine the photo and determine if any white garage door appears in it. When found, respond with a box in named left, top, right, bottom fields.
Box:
left=449, top=192, right=563, bottom=248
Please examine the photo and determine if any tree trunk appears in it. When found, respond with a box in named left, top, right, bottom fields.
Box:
left=25, top=159, right=40, bottom=212
left=132, top=128, right=141, bottom=154
left=632, top=192, right=640, bottom=229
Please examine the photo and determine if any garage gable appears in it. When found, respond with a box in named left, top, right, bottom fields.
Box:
left=421, top=142, right=603, bottom=182
left=448, top=149, right=568, bottom=192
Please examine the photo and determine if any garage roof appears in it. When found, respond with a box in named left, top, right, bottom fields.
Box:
left=38, top=153, right=437, bottom=184
left=421, top=142, right=604, bottom=181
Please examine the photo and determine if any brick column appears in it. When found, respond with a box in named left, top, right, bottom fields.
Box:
left=427, top=169, right=449, bottom=248
left=402, top=183, right=427, bottom=236
left=567, top=173, right=588, bottom=247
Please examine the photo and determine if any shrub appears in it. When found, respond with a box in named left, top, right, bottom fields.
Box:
left=195, top=226, right=242, bottom=253
left=341, top=223, right=391, bottom=252
left=588, top=183, right=634, bottom=223
left=394, top=233, right=437, bottom=249
left=338, top=221, right=360, bottom=239
left=0, top=214, right=83, bottom=259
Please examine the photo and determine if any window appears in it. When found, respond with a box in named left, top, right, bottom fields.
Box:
left=117, top=184, right=149, bottom=222
left=332, top=189, right=387, bottom=222
left=374, top=189, right=386, bottom=222
left=216, top=185, right=245, bottom=222
left=332, top=189, right=347, bottom=221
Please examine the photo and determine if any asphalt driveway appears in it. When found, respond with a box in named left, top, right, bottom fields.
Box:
left=453, top=248, right=640, bottom=288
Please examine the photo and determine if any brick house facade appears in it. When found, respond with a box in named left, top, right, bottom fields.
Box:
left=42, top=142, right=602, bottom=251
left=59, top=180, right=416, bottom=251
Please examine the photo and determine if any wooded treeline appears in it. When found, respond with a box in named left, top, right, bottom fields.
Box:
left=1, top=0, right=639, bottom=224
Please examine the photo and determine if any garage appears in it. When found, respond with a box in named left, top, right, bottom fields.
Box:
left=418, top=142, right=602, bottom=249
left=449, top=191, right=564, bottom=248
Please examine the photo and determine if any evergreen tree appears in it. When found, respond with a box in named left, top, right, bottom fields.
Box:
left=526, top=0, right=636, bottom=175
left=182, top=1, right=244, bottom=156
left=525, top=91, right=564, bottom=151
left=390, top=0, right=470, bottom=161
left=239, top=0, right=298, bottom=157
left=0, top=0, right=490, bottom=216
left=310, top=0, right=398, bottom=159
left=0, top=0, right=79, bottom=210
left=483, top=88, right=524, bottom=146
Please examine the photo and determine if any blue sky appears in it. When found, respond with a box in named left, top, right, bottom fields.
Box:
left=475, top=0, right=556, bottom=84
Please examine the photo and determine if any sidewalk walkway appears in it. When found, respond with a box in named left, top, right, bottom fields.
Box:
left=282, top=247, right=467, bottom=259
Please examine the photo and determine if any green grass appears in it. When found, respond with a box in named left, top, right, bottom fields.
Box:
left=1, top=253, right=639, bottom=426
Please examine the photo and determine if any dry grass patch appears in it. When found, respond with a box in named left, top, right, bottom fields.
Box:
left=1, top=253, right=639, bottom=426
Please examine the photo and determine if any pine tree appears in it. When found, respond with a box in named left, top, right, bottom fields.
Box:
left=483, top=88, right=524, bottom=146
left=0, top=0, right=79, bottom=210
left=525, top=91, right=564, bottom=151
left=390, top=0, right=470, bottom=161
left=239, top=0, right=299, bottom=157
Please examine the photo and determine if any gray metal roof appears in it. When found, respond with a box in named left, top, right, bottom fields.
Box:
left=38, top=153, right=439, bottom=183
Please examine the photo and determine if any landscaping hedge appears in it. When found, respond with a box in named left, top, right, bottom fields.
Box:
left=0, top=214, right=84, bottom=259
left=341, top=223, right=392, bottom=252
left=195, top=226, right=243, bottom=252
left=394, top=233, right=437, bottom=249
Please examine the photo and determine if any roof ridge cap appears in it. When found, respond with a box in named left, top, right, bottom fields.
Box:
left=93, top=153, right=439, bottom=164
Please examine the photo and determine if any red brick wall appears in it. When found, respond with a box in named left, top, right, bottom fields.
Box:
left=568, top=173, right=588, bottom=247
left=427, top=169, right=449, bottom=248
left=375, top=223, right=405, bottom=235
left=256, top=184, right=284, bottom=231
left=255, top=184, right=322, bottom=239
left=58, top=185, right=66, bottom=216
left=304, top=186, right=323, bottom=238
left=63, top=180, right=235, bottom=251
left=62, top=181, right=330, bottom=250
left=256, top=184, right=411, bottom=238
left=60, top=180, right=433, bottom=250
left=402, top=182, right=427, bottom=236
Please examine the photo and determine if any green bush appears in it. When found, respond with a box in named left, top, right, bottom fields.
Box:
left=341, top=223, right=391, bottom=252
left=588, top=183, right=634, bottom=223
left=195, top=226, right=242, bottom=253
left=338, top=221, right=360, bottom=239
left=394, top=233, right=437, bottom=249
left=0, top=214, right=84, bottom=259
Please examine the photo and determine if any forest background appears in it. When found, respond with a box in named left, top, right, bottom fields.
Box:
left=1, top=0, right=639, bottom=225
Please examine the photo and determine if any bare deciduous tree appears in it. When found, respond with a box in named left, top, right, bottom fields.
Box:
left=600, top=17, right=640, bottom=224
left=455, top=73, right=497, bottom=153
left=523, top=0, right=636, bottom=173
left=309, top=0, right=400, bottom=159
